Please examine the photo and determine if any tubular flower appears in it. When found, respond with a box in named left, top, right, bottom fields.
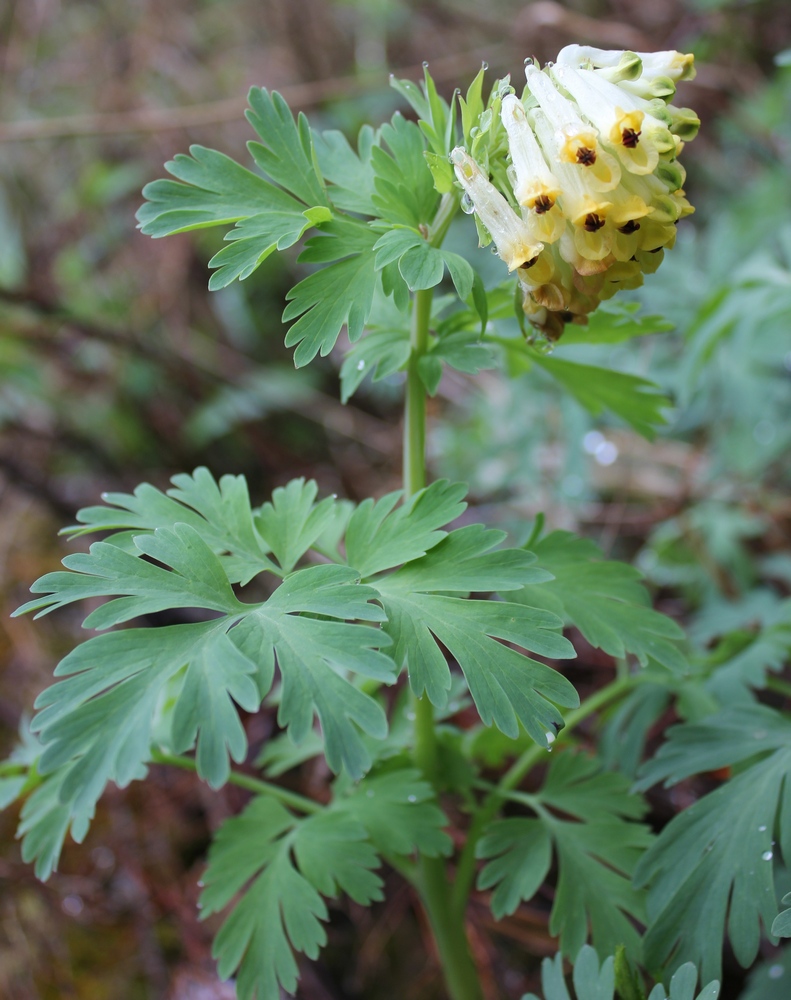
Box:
left=450, top=147, right=543, bottom=271
left=451, top=47, right=698, bottom=343
left=525, top=62, right=621, bottom=191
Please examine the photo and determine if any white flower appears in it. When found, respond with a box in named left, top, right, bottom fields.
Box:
left=530, top=109, right=614, bottom=261
left=450, top=147, right=544, bottom=270
left=525, top=63, right=621, bottom=192
left=550, top=65, right=659, bottom=175
left=500, top=94, right=562, bottom=213
left=557, top=44, right=695, bottom=82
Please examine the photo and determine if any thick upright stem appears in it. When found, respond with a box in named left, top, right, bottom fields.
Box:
left=405, top=283, right=483, bottom=1000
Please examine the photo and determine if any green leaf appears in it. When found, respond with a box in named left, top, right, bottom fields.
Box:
left=256, top=478, right=337, bottom=573
left=772, top=908, right=791, bottom=937
left=339, top=326, right=410, bottom=403
left=283, top=218, right=379, bottom=366
left=230, top=565, right=395, bottom=778
left=532, top=355, right=671, bottom=439
left=633, top=711, right=791, bottom=979
left=338, top=768, right=452, bottom=858
left=428, top=330, right=495, bottom=377
left=477, top=818, right=553, bottom=918
left=479, top=754, right=651, bottom=961
left=245, top=88, right=328, bottom=207
left=207, top=203, right=331, bottom=290
left=373, top=229, right=475, bottom=298
left=201, top=799, right=322, bottom=1000
left=32, top=622, right=254, bottom=810
left=313, top=125, right=379, bottom=216
left=64, top=467, right=277, bottom=585
left=425, top=150, right=455, bottom=193
left=374, top=526, right=577, bottom=744
left=201, top=779, right=442, bottom=1000
left=371, top=114, right=438, bottom=227
left=137, top=145, right=290, bottom=237
left=519, top=532, right=687, bottom=674
left=599, top=682, right=672, bottom=778
left=739, top=945, right=791, bottom=1000
left=15, top=523, right=246, bottom=627
left=344, top=479, right=467, bottom=578
left=559, top=302, right=674, bottom=346
left=521, top=949, right=719, bottom=1000
left=635, top=704, right=791, bottom=789
left=17, top=769, right=90, bottom=880
left=460, top=66, right=486, bottom=144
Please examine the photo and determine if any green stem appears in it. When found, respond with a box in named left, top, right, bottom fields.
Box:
left=404, top=252, right=482, bottom=1000
left=452, top=673, right=637, bottom=915
left=149, top=749, right=321, bottom=814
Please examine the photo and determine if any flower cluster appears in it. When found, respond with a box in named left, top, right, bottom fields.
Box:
left=451, top=46, right=699, bottom=343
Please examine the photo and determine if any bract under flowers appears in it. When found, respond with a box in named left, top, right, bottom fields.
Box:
left=451, top=46, right=699, bottom=343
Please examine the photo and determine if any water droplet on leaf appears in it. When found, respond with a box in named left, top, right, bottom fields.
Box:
left=762, top=850, right=774, bottom=861
left=461, top=192, right=475, bottom=215
left=407, top=794, right=417, bottom=803
left=357, top=359, right=365, bottom=371
left=769, top=965, right=784, bottom=980
left=759, top=825, right=767, bottom=832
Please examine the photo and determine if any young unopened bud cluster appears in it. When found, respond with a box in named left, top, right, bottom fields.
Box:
left=451, top=46, right=699, bottom=343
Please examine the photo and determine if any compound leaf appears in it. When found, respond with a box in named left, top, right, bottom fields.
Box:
left=375, top=528, right=577, bottom=741
left=245, top=88, right=328, bottom=208
left=313, top=125, right=379, bottom=216
left=338, top=768, right=452, bottom=858
left=256, top=478, right=338, bottom=573
left=339, top=326, right=410, bottom=402
left=344, top=479, right=467, bottom=578
left=478, top=754, right=651, bottom=960
left=532, top=355, right=670, bottom=439
left=64, top=467, right=277, bottom=585
left=519, top=532, right=686, bottom=673
left=521, top=949, right=719, bottom=1000
left=137, top=144, right=288, bottom=236
left=15, top=523, right=246, bottom=627
left=634, top=708, right=791, bottom=979
left=207, top=203, right=331, bottom=290
left=283, top=218, right=378, bottom=366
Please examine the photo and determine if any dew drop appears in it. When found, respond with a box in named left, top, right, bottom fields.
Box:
left=769, top=964, right=784, bottom=980
left=461, top=192, right=475, bottom=215
left=366, top=790, right=374, bottom=798
left=407, top=794, right=417, bottom=803
left=753, top=730, right=768, bottom=740
left=762, top=850, right=774, bottom=861
left=529, top=334, right=555, bottom=356
left=356, top=359, right=365, bottom=371
left=759, top=825, right=767, bottom=832
left=481, top=61, right=489, bottom=71
left=406, top=711, right=416, bottom=721
left=422, top=61, right=429, bottom=70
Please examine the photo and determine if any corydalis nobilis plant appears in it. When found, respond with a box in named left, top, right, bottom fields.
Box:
left=452, top=46, right=698, bottom=343
left=4, top=47, right=757, bottom=1000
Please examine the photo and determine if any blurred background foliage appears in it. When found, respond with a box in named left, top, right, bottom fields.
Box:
left=0, top=0, right=790, bottom=997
